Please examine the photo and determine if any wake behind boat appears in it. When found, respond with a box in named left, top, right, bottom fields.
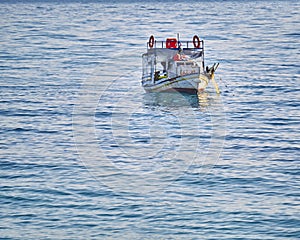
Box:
left=142, top=34, right=220, bottom=94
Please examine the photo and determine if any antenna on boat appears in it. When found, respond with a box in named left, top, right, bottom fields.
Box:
left=177, top=33, right=182, bottom=50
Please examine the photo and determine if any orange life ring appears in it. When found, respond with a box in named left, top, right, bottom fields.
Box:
left=193, top=35, right=201, bottom=48
left=149, top=35, right=154, bottom=48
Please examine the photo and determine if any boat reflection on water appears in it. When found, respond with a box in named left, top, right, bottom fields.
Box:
left=197, top=91, right=210, bottom=109
left=143, top=90, right=218, bottom=110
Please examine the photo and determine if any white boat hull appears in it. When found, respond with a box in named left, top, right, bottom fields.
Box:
left=142, top=73, right=210, bottom=94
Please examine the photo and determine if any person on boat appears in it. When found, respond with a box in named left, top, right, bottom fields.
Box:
left=173, top=47, right=188, bottom=61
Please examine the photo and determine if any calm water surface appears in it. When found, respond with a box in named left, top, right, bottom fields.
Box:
left=0, top=0, right=299, bottom=239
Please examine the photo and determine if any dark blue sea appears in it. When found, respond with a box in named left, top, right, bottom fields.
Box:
left=1, top=0, right=299, bottom=239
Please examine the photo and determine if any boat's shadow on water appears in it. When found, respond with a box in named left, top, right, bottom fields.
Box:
left=143, top=91, right=217, bottom=110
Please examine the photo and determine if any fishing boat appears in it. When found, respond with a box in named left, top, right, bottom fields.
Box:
left=142, top=34, right=220, bottom=94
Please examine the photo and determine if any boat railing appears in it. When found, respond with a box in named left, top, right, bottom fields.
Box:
left=147, top=40, right=204, bottom=50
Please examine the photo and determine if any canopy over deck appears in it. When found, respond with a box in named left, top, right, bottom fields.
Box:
left=146, top=35, right=204, bottom=50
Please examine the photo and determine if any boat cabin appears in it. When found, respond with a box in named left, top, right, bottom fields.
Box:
left=142, top=35, right=205, bottom=84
